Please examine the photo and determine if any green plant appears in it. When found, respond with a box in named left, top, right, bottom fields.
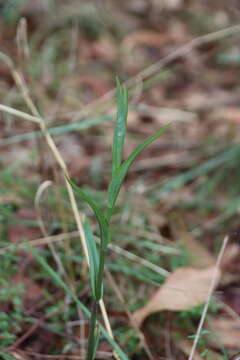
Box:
left=0, top=250, right=25, bottom=348
left=117, top=326, right=140, bottom=356
left=69, top=79, right=170, bottom=359
left=28, top=244, right=128, bottom=360
left=0, top=352, right=16, bottom=360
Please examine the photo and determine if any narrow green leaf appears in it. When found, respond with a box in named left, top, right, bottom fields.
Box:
left=28, top=245, right=129, bottom=360
left=112, top=78, right=128, bottom=174
left=93, top=326, right=100, bottom=359
left=0, top=352, right=16, bottom=360
left=86, top=328, right=100, bottom=360
left=67, top=178, right=110, bottom=247
left=107, top=124, right=171, bottom=219
left=1, top=114, right=112, bottom=145
left=86, top=303, right=99, bottom=360
left=83, top=218, right=99, bottom=299
left=29, top=245, right=75, bottom=297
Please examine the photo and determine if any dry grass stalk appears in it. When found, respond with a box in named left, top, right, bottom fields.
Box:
left=188, top=236, right=229, bottom=360
left=0, top=51, right=116, bottom=356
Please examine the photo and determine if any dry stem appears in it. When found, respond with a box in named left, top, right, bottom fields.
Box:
left=0, top=52, right=115, bottom=355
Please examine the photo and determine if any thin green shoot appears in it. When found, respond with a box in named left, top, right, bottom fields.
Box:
left=68, top=80, right=170, bottom=360
left=112, top=77, right=128, bottom=175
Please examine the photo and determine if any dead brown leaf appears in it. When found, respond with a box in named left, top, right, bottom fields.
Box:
left=133, top=266, right=221, bottom=327
left=176, top=339, right=204, bottom=360
left=176, top=339, right=222, bottom=360
left=209, top=317, right=240, bottom=349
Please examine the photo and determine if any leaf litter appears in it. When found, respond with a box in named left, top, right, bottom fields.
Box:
left=133, top=266, right=221, bottom=327
left=1, top=0, right=240, bottom=358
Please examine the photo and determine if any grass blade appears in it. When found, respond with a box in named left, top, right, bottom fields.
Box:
left=112, top=79, right=128, bottom=175
left=28, top=245, right=129, bottom=360
left=0, top=352, right=16, bottom=360
left=148, top=144, right=240, bottom=198
left=107, top=124, right=171, bottom=219
left=0, top=114, right=112, bottom=145
left=68, top=178, right=109, bottom=299
left=83, top=217, right=99, bottom=299
left=68, top=178, right=110, bottom=247
left=86, top=303, right=100, bottom=360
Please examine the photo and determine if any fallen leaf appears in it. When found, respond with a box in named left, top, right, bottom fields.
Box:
left=209, top=317, right=240, bottom=349
left=176, top=339, right=204, bottom=360
left=176, top=339, right=222, bottom=360
left=133, top=266, right=221, bottom=327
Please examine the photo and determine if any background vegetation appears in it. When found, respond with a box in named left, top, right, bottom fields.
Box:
left=1, top=0, right=240, bottom=359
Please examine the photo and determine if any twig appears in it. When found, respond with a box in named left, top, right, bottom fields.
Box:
left=0, top=104, right=40, bottom=123
left=188, top=235, right=229, bottom=360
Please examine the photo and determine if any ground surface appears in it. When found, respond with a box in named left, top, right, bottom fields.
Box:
left=1, top=1, right=240, bottom=359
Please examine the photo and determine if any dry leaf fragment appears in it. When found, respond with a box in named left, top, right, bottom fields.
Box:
left=176, top=340, right=204, bottom=360
left=176, top=339, right=222, bottom=360
left=133, top=266, right=221, bottom=327
left=209, top=317, right=240, bottom=349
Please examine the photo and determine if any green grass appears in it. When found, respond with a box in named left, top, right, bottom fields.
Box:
left=1, top=4, right=240, bottom=356
left=1, top=139, right=237, bottom=357
left=0, top=250, right=25, bottom=348
left=1, top=122, right=238, bottom=358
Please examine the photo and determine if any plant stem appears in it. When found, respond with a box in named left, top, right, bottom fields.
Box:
left=86, top=301, right=98, bottom=360
left=86, top=232, right=109, bottom=359
left=96, top=246, right=107, bottom=300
